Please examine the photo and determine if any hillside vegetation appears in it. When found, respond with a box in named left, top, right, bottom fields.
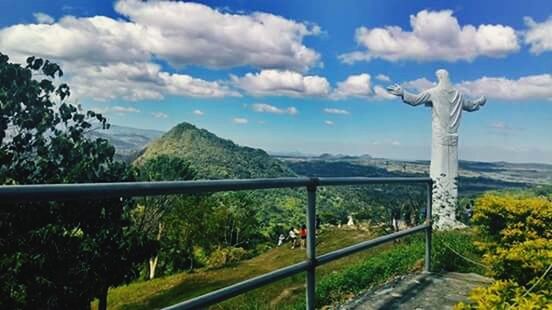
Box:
left=134, top=122, right=294, bottom=179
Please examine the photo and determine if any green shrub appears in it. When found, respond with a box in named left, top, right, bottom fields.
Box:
left=207, top=247, right=247, bottom=269
left=455, top=279, right=551, bottom=310
left=457, top=194, right=552, bottom=309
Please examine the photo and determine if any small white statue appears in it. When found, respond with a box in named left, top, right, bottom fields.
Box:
left=387, top=69, right=486, bottom=229
left=347, top=215, right=354, bottom=226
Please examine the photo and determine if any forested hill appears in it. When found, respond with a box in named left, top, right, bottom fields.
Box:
left=134, top=122, right=294, bottom=179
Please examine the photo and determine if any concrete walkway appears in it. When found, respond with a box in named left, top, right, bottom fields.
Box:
left=341, top=272, right=493, bottom=310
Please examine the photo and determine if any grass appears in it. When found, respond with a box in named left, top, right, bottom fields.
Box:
left=98, top=228, right=482, bottom=309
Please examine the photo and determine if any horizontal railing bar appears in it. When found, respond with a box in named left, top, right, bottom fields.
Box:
left=316, top=224, right=429, bottom=265
left=318, top=177, right=431, bottom=186
left=163, top=260, right=311, bottom=310
left=0, top=177, right=432, bottom=202
left=0, top=178, right=312, bottom=202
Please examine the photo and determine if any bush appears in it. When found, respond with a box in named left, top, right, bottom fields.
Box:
left=207, top=247, right=247, bottom=269
left=473, top=194, right=551, bottom=286
left=455, top=279, right=550, bottom=310
left=457, top=194, right=552, bottom=309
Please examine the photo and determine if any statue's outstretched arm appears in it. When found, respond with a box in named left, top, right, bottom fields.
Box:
left=387, top=84, right=431, bottom=106
left=462, top=96, right=486, bottom=112
left=402, top=90, right=432, bottom=107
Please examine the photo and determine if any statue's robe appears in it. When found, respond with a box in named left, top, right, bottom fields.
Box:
left=401, top=84, right=485, bottom=229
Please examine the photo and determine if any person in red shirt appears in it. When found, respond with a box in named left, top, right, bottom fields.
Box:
left=299, top=224, right=307, bottom=249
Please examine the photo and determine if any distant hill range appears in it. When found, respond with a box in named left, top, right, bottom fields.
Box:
left=133, top=122, right=294, bottom=179
left=86, top=125, right=164, bottom=159
left=92, top=124, right=552, bottom=185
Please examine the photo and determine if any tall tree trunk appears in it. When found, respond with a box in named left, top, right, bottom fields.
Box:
left=148, top=222, right=164, bottom=280
left=98, top=285, right=108, bottom=310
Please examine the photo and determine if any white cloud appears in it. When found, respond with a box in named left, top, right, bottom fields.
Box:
left=323, top=108, right=350, bottom=115
left=399, top=74, right=552, bottom=101
left=92, top=105, right=140, bottom=115
left=152, top=112, right=168, bottom=118
left=193, top=109, right=205, bottom=116
left=233, top=117, right=248, bottom=124
left=251, top=103, right=298, bottom=115
left=524, top=17, right=552, bottom=54
left=457, top=74, right=552, bottom=100
left=340, top=9, right=519, bottom=63
left=333, top=73, right=372, bottom=98
left=373, top=85, right=396, bottom=100
left=0, top=0, right=322, bottom=102
left=324, top=120, right=334, bottom=126
left=111, top=106, right=140, bottom=113
left=33, top=12, right=55, bottom=24
left=69, top=62, right=239, bottom=101
left=114, top=0, right=321, bottom=71
left=376, top=74, right=391, bottom=82
left=402, top=78, right=436, bottom=92
left=232, top=69, right=330, bottom=97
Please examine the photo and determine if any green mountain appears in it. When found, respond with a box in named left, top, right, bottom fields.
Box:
left=134, top=122, right=294, bottom=179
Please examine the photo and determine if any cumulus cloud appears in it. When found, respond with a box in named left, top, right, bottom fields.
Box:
left=399, top=74, right=552, bottom=101
left=193, top=109, right=204, bottom=116
left=324, top=120, right=335, bottom=126
left=69, top=62, right=239, bottom=101
left=33, top=12, right=55, bottom=24
left=373, top=85, right=396, bottom=100
left=233, top=117, right=248, bottom=124
left=0, top=0, right=322, bottom=101
left=524, top=17, right=552, bottom=54
left=323, top=108, right=350, bottom=115
left=339, top=9, right=519, bottom=63
left=376, top=74, right=391, bottom=82
left=152, top=112, right=168, bottom=118
left=457, top=74, right=552, bottom=100
left=113, top=0, right=321, bottom=71
left=251, top=103, right=298, bottom=115
left=232, top=69, right=330, bottom=97
left=402, top=78, right=436, bottom=92
left=333, top=73, right=372, bottom=98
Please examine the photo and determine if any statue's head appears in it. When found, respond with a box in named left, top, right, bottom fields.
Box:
left=435, top=69, right=450, bottom=85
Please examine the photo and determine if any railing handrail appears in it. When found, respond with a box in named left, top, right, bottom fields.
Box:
left=0, top=176, right=433, bottom=310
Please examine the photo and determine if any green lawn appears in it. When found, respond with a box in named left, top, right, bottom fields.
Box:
left=97, top=228, right=481, bottom=309
left=99, top=227, right=405, bottom=309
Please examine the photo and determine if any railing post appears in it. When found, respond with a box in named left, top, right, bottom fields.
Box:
left=306, top=178, right=318, bottom=310
left=424, top=180, right=433, bottom=273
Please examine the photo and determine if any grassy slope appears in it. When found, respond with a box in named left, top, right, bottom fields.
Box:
left=102, top=228, right=404, bottom=309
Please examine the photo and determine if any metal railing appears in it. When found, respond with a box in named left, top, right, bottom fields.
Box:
left=0, top=176, right=433, bottom=310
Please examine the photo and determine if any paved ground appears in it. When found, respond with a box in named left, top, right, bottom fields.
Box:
left=341, top=272, right=493, bottom=310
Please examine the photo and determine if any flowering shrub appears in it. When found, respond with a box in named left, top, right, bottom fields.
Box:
left=456, top=194, right=552, bottom=309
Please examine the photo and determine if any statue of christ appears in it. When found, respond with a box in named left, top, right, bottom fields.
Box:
left=387, top=69, right=486, bottom=229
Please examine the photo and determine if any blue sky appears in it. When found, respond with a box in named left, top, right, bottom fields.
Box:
left=1, top=0, right=552, bottom=163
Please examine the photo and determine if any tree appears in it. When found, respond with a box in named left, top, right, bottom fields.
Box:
left=135, top=155, right=196, bottom=279
left=0, top=53, right=155, bottom=310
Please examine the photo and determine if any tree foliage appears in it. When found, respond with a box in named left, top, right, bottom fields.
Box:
left=0, top=53, right=154, bottom=309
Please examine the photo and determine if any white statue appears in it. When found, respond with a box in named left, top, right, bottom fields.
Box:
left=387, top=69, right=486, bottom=229
left=347, top=215, right=354, bottom=226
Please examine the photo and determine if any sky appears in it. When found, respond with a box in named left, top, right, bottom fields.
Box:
left=1, top=0, right=552, bottom=163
